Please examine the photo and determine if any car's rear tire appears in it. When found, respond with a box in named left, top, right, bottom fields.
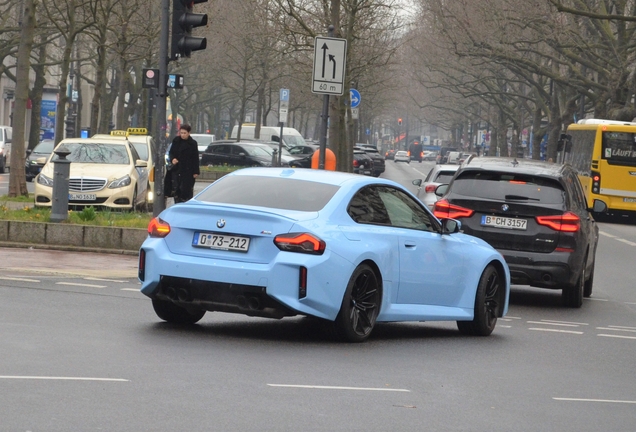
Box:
left=563, top=265, right=585, bottom=308
left=334, top=264, right=381, bottom=343
left=152, top=299, right=206, bottom=324
left=584, top=262, right=594, bottom=298
left=457, top=264, right=501, bottom=336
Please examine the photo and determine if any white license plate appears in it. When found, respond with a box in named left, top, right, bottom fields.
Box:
left=193, top=232, right=250, bottom=252
left=481, top=215, right=527, bottom=230
left=69, top=193, right=97, bottom=201
left=623, top=197, right=636, bottom=203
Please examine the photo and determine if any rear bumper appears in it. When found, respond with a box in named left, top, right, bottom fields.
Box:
left=501, top=250, right=581, bottom=288
left=139, top=238, right=354, bottom=320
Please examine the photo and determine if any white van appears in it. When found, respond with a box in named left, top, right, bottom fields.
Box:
left=231, top=124, right=306, bottom=148
left=0, top=126, right=12, bottom=173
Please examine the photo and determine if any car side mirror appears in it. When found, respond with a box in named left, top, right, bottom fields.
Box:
left=412, top=179, right=422, bottom=187
left=435, top=184, right=449, bottom=197
left=592, top=199, right=607, bottom=213
left=36, top=157, right=47, bottom=164
left=441, top=218, right=461, bottom=234
left=135, top=160, right=148, bottom=168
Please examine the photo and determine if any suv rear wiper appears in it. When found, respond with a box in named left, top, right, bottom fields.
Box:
left=505, top=194, right=540, bottom=201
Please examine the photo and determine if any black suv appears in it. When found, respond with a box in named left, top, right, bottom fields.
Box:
left=433, top=157, right=605, bottom=308
left=354, top=146, right=385, bottom=177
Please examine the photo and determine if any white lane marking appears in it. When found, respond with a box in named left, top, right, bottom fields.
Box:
left=527, top=321, right=580, bottom=328
left=625, top=302, right=636, bottom=305
left=0, top=375, right=128, bottom=382
left=529, top=328, right=584, bottom=335
left=84, top=277, right=126, bottom=283
left=540, top=320, right=588, bottom=326
left=267, top=384, right=410, bottom=392
left=55, top=282, right=106, bottom=288
left=608, top=325, right=636, bottom=330
left=0, top=276, right=40, bottom=283
left=616, top=238, right=636, bottom=246
left=599, top=231, right=616, bottom=238
left=596, top=327, right=636, bottom=333
left=499, top=325, right=512, bottom=328
left=120, top=288, right=140, bottom=292
left=554, top=397, right=636, bottom=404
left=587, top=297, right=608, bottom=301
left=502, top=316, right=522, bottom=320
left=598, top=334, right=636, bottom=340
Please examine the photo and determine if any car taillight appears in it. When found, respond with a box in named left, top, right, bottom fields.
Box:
left=433, top=199, right=474, bottom=219
left=353, top=159, right=359, bottom=167
left=591, top=171, right=600, bottom=194
left=274, top=233, right=325, bottom=255
left=424, top=184, right=437, bottom=193
left=535, top=212, right=580, bottom=232
left=148, top=217, right=171, bottom=238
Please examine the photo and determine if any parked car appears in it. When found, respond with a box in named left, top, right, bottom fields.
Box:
left=385, top=149, right=396, bottom=160
left=0, top=125, right=12, bottom=173
left=433, top=157, right=604, bottom=308
left=354, top=146, right=385, bottom=177
left=25, top=139, right=55, bottom=182
left=92, top=128, right=156, bottom=209
left=139, top=167, right=510, bottom=341
left=34, top=136, right=149, bottom=210
left=394, top=150, right=410, bottom=163
left=353, top=149, right=373, bottom=175
left=190, top=133, right=216, bottom=156
left=412, top=164, right=461, bottom=209
left=201, top=141, right=290, bottom=167
left=288, top=144, right=319, bottom=156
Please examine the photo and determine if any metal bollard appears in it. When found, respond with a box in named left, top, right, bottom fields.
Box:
left=50, top=146, right=71, bottom=223
left=271, top=149, right=278, bottom=167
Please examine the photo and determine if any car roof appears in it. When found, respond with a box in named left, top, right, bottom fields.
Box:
left=227, top=167, right=399, bottom=188
left=461, top=157, right=565, bottom=177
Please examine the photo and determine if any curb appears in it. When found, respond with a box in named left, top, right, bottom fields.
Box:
left=0, top=220, right=146, bottom=254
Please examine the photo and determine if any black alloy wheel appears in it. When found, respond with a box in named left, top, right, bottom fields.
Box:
left=152, top=299, right=206, bottom=324
left=335, top=264, right=381, bottom=342
left=457, top=264, right=500, bottom=336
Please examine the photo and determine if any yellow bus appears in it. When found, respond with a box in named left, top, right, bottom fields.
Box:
left=561, top=119, right=636, bottom=216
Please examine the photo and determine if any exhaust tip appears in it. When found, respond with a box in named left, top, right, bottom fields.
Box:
left=247, top=296, right=261, bottom=310
left=542, top=273, right=552, bottom=282
left=177, top=288, right=191, bottom=302
left=165, top=287, right=177, bottom=301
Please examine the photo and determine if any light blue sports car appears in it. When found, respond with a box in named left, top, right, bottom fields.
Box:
left=138, top=168, right=510, bottom=342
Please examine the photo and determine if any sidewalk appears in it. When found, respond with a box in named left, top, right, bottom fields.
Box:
left=0, top=246, right=138, bottom=278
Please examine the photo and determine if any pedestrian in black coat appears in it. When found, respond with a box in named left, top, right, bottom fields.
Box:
left=168, top=124, right=200, bottom=203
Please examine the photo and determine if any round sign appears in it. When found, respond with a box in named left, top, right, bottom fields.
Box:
left=350, top=89, right=361, bottom=108
left=146, top=70, right=155, bottom=79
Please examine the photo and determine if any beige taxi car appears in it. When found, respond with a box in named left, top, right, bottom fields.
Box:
left=93, top=128, right=156, bottom=210
left=34, top=134, right=149, bottom=210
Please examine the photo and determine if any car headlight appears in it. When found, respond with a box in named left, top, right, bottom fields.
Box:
left=37, top=173, right=54, bottom=187
left=108, top=175, right=131, bottom=189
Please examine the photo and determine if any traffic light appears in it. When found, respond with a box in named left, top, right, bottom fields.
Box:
left=398, top=118, right=402, bottom=126
left=171, top=0, right=208, bottom=60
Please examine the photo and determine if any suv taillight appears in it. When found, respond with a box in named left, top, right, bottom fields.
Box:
left=424, top=184, right=437, bottom=193
left=353, top=159, right=359, bottom=167
left=433, top=199, right=474, bottom=219
left=535, top=212, right=580, bottom=232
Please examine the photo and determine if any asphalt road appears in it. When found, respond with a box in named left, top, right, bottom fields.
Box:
left=1, top=162, right=635, bottom=431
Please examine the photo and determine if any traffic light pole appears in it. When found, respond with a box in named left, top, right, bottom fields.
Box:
left=153, top=0, right=170, bottom=216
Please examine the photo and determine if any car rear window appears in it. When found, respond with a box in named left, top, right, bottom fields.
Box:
left=196, top=175, right=340, bottom=211
left=434, top=171, right=456, bottom=183
left=452, top=171, right=565, bottom=205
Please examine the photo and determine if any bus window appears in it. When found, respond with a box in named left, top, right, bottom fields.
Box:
left=602, top=132, right=636, bottom=166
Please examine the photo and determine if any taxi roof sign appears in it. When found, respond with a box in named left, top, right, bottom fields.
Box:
left=110, top=130, right=127, bottom=136
left=127, top=127, right=148, bottom=135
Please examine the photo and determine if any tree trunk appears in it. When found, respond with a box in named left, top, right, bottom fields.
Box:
left=28, top=40, right=48, bottom=151
left=9, top=0, right=36, bottom=197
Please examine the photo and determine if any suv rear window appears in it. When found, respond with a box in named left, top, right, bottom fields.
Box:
left=452, top=171, right=565, bottom=205
left=196, top=175, right=339, bottom=211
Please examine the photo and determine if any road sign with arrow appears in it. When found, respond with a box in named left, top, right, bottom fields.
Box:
left=312, top=36, right=347, bottom=95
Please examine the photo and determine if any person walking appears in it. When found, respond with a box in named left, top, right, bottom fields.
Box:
left=168, top=124, right=200, bottom=203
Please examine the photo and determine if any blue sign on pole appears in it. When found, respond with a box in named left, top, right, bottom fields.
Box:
left=280, top=88, right=290, bottom=102
left=350, top=89, right=361, bottom=108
